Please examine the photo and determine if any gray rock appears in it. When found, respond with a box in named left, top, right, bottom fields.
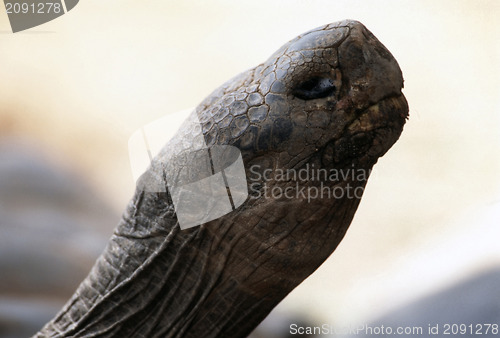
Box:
left=0, top=138, right=118, bottom=336
left=342, top=268, right=500, bottom=338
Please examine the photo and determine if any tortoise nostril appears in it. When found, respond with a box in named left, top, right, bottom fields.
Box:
left=292, top=77, right=336, bottom=100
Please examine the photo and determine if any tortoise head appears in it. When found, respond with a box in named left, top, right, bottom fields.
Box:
left=177, top=20, right=409, bottom=281
left=36, top=20, right=409, bottom=338
left=198, top=20, right=408, bottom=174
left=131, top=19, right=408, bottom=325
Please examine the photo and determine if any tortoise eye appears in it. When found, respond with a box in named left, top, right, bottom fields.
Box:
left=292, top=76, right=336, bottom=100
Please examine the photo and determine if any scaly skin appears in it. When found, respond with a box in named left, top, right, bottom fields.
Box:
left=36, top=20, right=408, bottom=337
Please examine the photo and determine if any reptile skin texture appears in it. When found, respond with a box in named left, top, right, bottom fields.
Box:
left=36, top=20, right=408, bottom=338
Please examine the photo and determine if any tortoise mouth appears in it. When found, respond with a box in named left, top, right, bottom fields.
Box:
left=351, top=94, right=408, bottom=133
left=355, top=93, right=409, bottom=161
left=330, top=94, right=408, bottom=166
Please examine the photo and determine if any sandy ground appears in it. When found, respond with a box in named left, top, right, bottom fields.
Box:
left=0, top=0, right=499, bottom=333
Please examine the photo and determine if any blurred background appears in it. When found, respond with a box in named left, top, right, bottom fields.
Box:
left=0, top=0, right=499, bottom=337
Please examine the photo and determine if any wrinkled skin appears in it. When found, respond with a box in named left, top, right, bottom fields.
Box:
left=36, top=20, right=408, bottom=337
